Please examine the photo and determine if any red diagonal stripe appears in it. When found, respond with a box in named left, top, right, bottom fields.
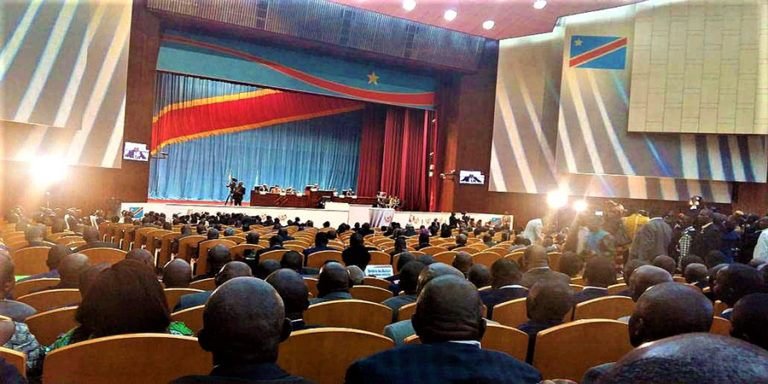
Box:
left=569, top=37, right=627, bottom=67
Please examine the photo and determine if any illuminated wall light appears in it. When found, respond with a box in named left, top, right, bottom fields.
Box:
left=546, top=189, right=569, bottom=209
left=403, top=0, right=416, bottom=11
left=444, top=9, right=457, bottom=21
left=533, top=0, right=547, bottom=10
left=573, top=200, right=588, bottom=213
left=29, top=156, right=68, bottom=187
left=482, top=20, right=495, bottom=30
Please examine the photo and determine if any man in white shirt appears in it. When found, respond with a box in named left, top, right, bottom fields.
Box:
left=752, top=217, right=768, bottom=263
left=522, top=218, right=544, bottom=244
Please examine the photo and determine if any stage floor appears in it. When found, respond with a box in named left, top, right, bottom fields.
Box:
left=124, top=201, right=511, bottom=229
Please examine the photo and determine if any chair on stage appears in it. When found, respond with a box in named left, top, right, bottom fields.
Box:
left=79, top=247, right=127, bottom=265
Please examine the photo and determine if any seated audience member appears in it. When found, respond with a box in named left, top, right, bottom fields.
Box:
left=382, top=261, right=426, bottom=322
left=447, top=234, right=468, bottom=251
left=386, top=252, right=415, bottom=295
left=125, top=248, right=154, bottom=268
left=582, top=282, right=714, bottom=383
left=265, top=269, right=312, bottom=331
left=467, top=264, right=491, bottom=289
left=277, top=228, right=294, bottom=242
left=162, top=259, right=192, bottom=288
left=342, top=233, right=372, bottom=271
left=205, top=228, right=220, bottom=241
left=244, top=232, right=260, bottom=245
left=255, top=259, right=281, bottom=280
left=628, top=265, right=673, bottom=301
left=194, top=245, right=232, bottom=282
left=78, top=263, right=110, bottom=297
left=573, top=257, right=616, bottom=304
left=557, top=251, right=583, bottom=278
left=415, top=232, right=430, bottom=250
left=480, top=259, right=527, bottom=319
left=390, top=236, right=408, bottom=257
left=223, top=227, right=235, bottom=237
left=347, top=265, right=364, bottom=285
left=704, top=263, right=728, bottom=301
left=175, top=261, right=252, bottom=312
left=255, top=236, right=285, bottom=258
left=0, top=357, right=24, bottom=384
left=684, top=263, right=709, bottom=289
left=452, top=252, right=473, bottom=276
left=18, top=244, right=71, bottom=283
left=49, top=260, right=194, bottom=352
left=520, top=245, right=570, bottom=288
left=49, top=253, right=90, bottom=290
left=704, top=249, right=727, bottom=268
left=652, top=255, right=677, bottom=275
left=172, top=277, right=311, bottom=384
left=279, top=251, right=307, bottom=275
left=384, top=263, right=465, bottom=345
left=309, top=262, right=352, bottom=304
left=302, top=232, right=331, bottom=258
left=346, top=275, right=542, bottom=384
left=417, top=255, right=436, bottom=265
left=22, top=226, right=55, bottom=248
left=0, top=315, right=44, bottom=377
left=714, top=264, right=765, bottom=319
left=483, top=234, right=496, bottom=248
left=679, top=254, right=704, bottom=273
left=599, top=334, right=768, bottom=383
left=518, top=281, right=573, bottom=363
left=616, top=259, right=647, bottom=296
left=73, top=226, right=117, bottom=252
left=731, top=293, right=768, bottom=351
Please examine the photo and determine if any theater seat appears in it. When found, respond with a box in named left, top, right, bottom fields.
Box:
left=492, top=297, right=528, bottom=327
left=43, top=334, right=212, bottom=384
left=17, top=289, right=81, bottom=312
left=11, top=247, right=51, bottom=276
left=305, top=299, right=391, bottom=334
left=25, top=306, right=78, bottom=346
left=278, top=328, right=393, bottom=384
left=573, top=296, right=635, bottom=321
left=164, top=288, right=204, bottom=310
left=79, top=247, right=128, bottom=265
left=306, top=250, right=343, bottom=268
left=710, top=316, right=731, bottom=336
left=12, top=278, right=60, bottom=299
left=350, top=285, right=393, bottom=303
left=404, top=323, right=529, bottom=362
left=171, top=305, right=205, bottom=335
left=0, top=347, right=26, bottom=378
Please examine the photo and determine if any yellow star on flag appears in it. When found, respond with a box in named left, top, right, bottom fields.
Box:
left=367, top=72, right=380, bottom=85
left=574, top=38, right=583, bottom=46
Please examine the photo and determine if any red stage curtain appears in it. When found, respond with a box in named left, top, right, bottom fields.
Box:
left=356, top=105, right=387, bottom=197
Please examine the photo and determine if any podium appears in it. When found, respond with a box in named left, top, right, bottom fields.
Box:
left=369, top=208, right=395, bottom=228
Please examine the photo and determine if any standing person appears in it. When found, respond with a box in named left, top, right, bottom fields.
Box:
left=232, top=182, right=246, bottom=207
left=629, top=210, right=672, bottom=262
left=690, top=209, right=723, bottom=263
left=522, top=218, right=544, bottom=245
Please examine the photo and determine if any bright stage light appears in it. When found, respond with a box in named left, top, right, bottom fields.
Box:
left=29, top=156, right=68, bottom=186
left=533, top=0, right=547, bottom=10
left=573, top=199, right=588, bottom=213
left=403, top=0, right=416, bottom=11
left=546, top=189, right=569, bottom=209
left=444, top=9, right=457, bottom=21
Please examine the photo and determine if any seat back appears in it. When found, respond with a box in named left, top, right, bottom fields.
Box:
left=157, top=233, right=181, bottom=267
left=418, top=246, right=448, bottom=256
left=547, top=252, right=562, bottom=272
left=229, top=244, right=262, bottom=261
left=432, top=251, right=457, bottom=264
left=368, top=251, right=391, bottom=265
left=164, top=288, right=205, bottom=310
left=189, top=278, right=215, bottom=291
left=363, top=277, right=391, bottom=289
left=278, top=328, right=393, bottom=384
left=350, top=285, right=393, bottom=303
left=710, top=316, right=731, bottom=336
left=25, top=306, right=78, bottom=346
left=306, top=250, right=343, bottom=268
left=573, top=296, right=635, bottom=320
left=145, top=230, right=172, bottom=258
left=492, top=297, right=528, bottom=327
left=13, top=278, right=60, bottom=299
left=260, top=249, right=291, bottom=263
left=532, top=319, right=632, bottom=380
left=17, top=289, right=81, bottom=312
left=43, top=334, right=212, bottom=384
left=195, top=239, right=236, bottom=276
left=170, top=305, right=205, bottom=335
left=0, top=347, right=26, bottom=378
left=404, top=324, right=528, bottom=362
left=397, top=302, right=416, bottom=322
left=304, top=278, right=318, bottom=297
left=504, top=252, right=525, bottom=264
left=304, top=300, right=391, bottom=334
left=472, top=252, right=502, bottom=267
left=452, top=246, right=478, bottom=254
left=11, top=246, right=51, bottom=275
left=606, top=283, right=627, bottom=295
left=79, top=247, right=128, bottom=265
left=714, top=300, right=728, bottom=315
left=177, top=235, right=206, bottom=261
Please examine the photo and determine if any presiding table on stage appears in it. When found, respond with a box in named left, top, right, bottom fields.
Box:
left=249, top=189, right=369, bottom=208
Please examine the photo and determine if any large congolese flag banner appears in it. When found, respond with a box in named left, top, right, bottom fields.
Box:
left=569, top=35, right=628, bottom=69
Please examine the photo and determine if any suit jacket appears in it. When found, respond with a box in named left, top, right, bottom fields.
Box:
left=572, top=287, right=609, bottom=304
left=381, top=294, right=417, bottom=322
left=302, top=245, right=332, bottom=258
left=582, top=362, right=615, bottom=384
left=480, top=287, right=528, bottom=319
left=629, top=218, right=672, bottom=261
left=518, top=319, right=563, bottom=363
left=520, top=268, right=570, bottom=289
left=690, top=224, right=723, bottom=261
left=383, top=319, right=415, bottom=346
left=174, top=291, right=213, bottom=312
left=172, top=362, right=311, bottom=383
left=308, top=291, right=352, bottom=305
left=345, top=342, right=542, bottom=384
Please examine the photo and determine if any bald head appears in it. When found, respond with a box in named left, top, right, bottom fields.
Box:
left=162, top=259, right=192, bottom=288
left=652, top=255, right=677, bottom=275
left=412, top=275, right=485, bottom=343
left=215, top=261, right=253, bottom=287
left=629, top=282, right=713, bottom=347
left=524, top=245, right=549, bottom=269
left=47, top=245, right=72, bottom=270
left=684, top=263, right=708, bottom=284
left=629, top=265, right=673, bottom=301
left=416, top=263, right=464, bottom=294
left=452, top=252, right=473, bottom=274
left=527, top=281, right=573, bottom=322
left=601, top=334, right=768, bottom=383
left=58, top=253, right=91, bottom=287
left=731, top=293, right=768, bottom=351
left=125, top=248, right=154, bottom=268
left=199, top=277, right=287, bottom=364
left=714, top=264, right=765, bottom=307
left=316, top=262, right=350, bottom=298
left=207, top=245, right=232, bottom=274
left=265, top=269, right=309, bottom=319
left=83, top=227, right=100, bottom=243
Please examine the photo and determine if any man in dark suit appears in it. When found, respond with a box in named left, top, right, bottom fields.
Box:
left=302, top=232, right=331, bottom=258
left=520, top=245, right=570, bottom=288
left=480, top=258, right=528, bottom=318
left=162, top=259, right=192, bottom=288
left=690, top=209, right=723, bottom=263
left=309, top=262, right=352, bottom=304
left=381, top=261, right=425, bottom=322
left=573, top=257, right=616, bottom=304
left=517, top=281, right=573, bottom=363
left=193, top=245, right=232, bottom=282
left=265, top=269, right=313, bottom=331
left=171, top=277, right=312, bottom=384
left=74, top=226, right=118, bottom=252
left=346, top=275, right=542, bottom=384
left=255, top=236, right=284, bottom=259
left=21, top=225, right=55, bottom=249
left=174, top=261, right=252, bottom=312
left=714, top=264, right=765, bottom=319
left=17, top=244, right=71, bottom=282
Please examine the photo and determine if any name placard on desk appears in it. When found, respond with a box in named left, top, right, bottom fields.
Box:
left=365, top=265, right=393, bottom=279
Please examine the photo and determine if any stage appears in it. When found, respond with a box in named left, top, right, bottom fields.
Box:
left=124, top=201, right=512, bottom=229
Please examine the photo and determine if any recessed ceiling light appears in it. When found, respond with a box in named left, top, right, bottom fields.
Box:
left=482, top=20, right=495, bottom=30
left=403, top=0, right=416, bottom=11
left=444, top=9, right=457, bottom=21
left=533, top=0, right=547, bottom=9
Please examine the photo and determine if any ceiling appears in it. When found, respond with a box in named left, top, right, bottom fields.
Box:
left=329, top=0, right=643, bottom=40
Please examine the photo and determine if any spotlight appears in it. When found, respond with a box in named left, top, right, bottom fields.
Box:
left=533, top=0, right=547, bottom=9
left=444, top=9, right=457, bottom=21
left=546, top=189, right=569, bottom=210
left=482, top=20, right=495, bottom=30
left=573, top=200, right=588, bottom=213
left=29, top=156, right=68, bottom=186
left=403, top=0, right=416, bottom=11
